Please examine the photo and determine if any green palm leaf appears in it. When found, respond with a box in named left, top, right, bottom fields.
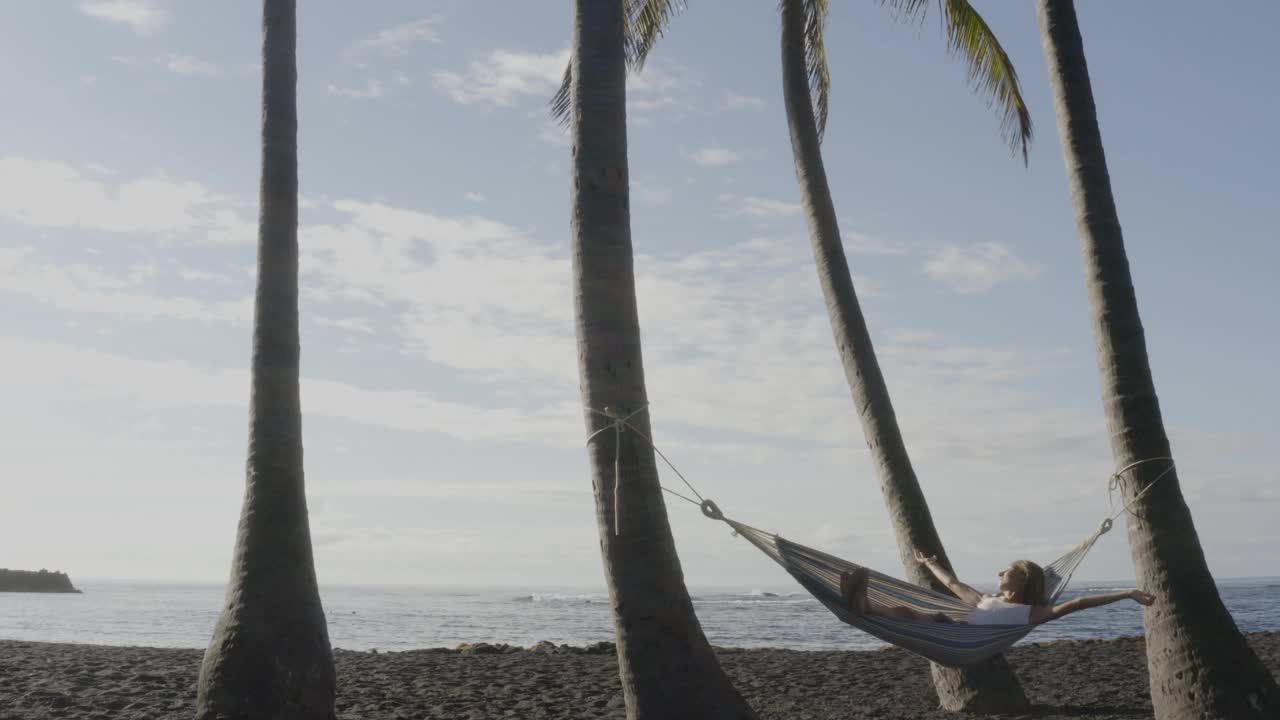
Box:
left=626, top=0, right=686, bottom=69
left=550, top=0, right=687, bottom=126
left=550, top=64, right=573, bottom=126
left=799, top=0, right=832, bottom=140
left=552, top=0, right=1031, bottom=163
left=881, top=0, right=1033, bottom=162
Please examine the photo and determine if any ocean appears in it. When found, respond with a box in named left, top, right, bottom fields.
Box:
left=2, top=578, right=1276, bottom=653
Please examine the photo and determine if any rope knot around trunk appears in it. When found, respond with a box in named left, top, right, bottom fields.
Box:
left=1106, top=457, right=1176, bottom=522
left=584, top=403, right=715, bottom=535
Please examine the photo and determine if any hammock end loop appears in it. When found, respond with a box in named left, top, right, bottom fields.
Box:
left=1099, top=517, right=1113, bottom=535
left=700, top=499, right=724, bottom=521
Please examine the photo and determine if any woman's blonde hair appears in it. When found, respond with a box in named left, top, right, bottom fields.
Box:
left=1011, top=560, right=1047, bottom=605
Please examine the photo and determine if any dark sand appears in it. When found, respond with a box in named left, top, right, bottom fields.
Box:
left=2, top=633, right=1277, bottom=719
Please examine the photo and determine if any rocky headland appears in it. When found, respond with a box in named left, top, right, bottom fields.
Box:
left=0, top=568, right=80, bottom=593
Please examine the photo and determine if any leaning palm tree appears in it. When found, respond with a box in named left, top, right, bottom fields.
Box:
left=776, top=0, right=1033, bottom=712
left=567, top=0, right=1035, bottom=711
left=559, top=1, right=758, bottom=718
left=1035, top=2, right=1279, bottom=718
left=196, top=2, right=336, bottom=719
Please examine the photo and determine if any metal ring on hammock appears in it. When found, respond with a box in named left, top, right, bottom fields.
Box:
left=1099, top=517, right=1113, bottom=534
left=700, top=499, right=724, bottom=521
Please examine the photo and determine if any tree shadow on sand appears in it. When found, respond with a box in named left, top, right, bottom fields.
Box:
left=1025, top=702, right=1150, bottom=718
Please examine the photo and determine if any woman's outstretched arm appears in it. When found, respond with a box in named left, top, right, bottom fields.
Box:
left=1031, top=589, right=1155, bottom=624
left=913, top=549, right=983, bottom=606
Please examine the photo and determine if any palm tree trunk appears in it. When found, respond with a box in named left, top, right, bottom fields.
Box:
left=196, top=2, right=336, bottom=718
left=1036, top=2, right=1279, bottom=718
left=568, top=2, right=757, bottom=719
left=777, top=0, right=1028, bottom=713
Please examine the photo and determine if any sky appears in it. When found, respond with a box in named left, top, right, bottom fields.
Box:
left=1, top=0, right=1277, bottom=590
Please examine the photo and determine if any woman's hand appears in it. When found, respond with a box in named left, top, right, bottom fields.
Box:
left=913, top=548, right=937, bottom=565
left=1130, top=590, right=1155, bottom=606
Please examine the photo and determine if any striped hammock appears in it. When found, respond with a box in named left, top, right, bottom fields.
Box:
left=703, top=501, right=1112, bottom=667
left=585, top=405, right=1167, bottom=667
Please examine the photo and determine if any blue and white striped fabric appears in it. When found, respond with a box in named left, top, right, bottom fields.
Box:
left=722, top=516, right=1108, bottom=667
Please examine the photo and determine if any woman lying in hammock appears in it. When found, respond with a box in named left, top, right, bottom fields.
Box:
left=840, top=550, right=1154, bottom=626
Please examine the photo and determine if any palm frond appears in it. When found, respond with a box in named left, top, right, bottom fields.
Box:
left=548, top=0, right=688, bottom=127
left=550, top=63, right=573, bottom=127
left=626, top=0, right=687, bottom=69
left=800, top=0, right=832, bottom=140
left=881, top=0, right=1033, bottom=163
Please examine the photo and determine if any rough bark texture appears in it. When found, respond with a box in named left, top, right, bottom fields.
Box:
left=195, top=2, right=337, bottom=718
left=777, top=0, right=1029, bottom=713
left=1036, top=2, right=1280, bottom=718
left=568, top=2, right=757, bottom=719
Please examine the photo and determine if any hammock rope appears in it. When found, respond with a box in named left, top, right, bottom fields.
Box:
left=586, top=404, right=708, bottom=533
left=584, top=405, right=1175, bottom=666
left=1107, top=456, right=1176, bottom=522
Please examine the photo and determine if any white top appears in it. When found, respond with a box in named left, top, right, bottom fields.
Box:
left=964, top=595, right=1033, bottom=626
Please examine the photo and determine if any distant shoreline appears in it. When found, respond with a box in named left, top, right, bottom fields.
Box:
left=0, top=569, right=80, bottom=594
left=62, top=574, right=1280, bottom=590
left=4, top=630, right=1277, bottom=656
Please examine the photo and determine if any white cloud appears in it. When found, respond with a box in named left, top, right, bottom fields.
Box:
left=433, top=48, right=696, bottom=123
left=1, top=205, right=1079, bottom=464
left=464, top=192, right=486, bottom=203
left=629, top=60, right=688, bottom=94
left=924, top=242, right=1042, bottom=293
left=327, top=200, right=522, bottom=251
left=723, top=91, right=765, bottom=111
left=844, top=232, right=910, bottom=256
left=630, top=95, right=678, bottom=113
left=288, top=197, right=1079, bottom=461
left=0, top=248, right=251, bottom=326
left=175, top=267, right=233, bottom=283
left=690, top=147, right=741, bottom=167
left=0, top=337, right=579, bottom=448
left=314, top=316, right=377, bottom=335
left=1, top=167, right=846, bottom=449
left=537, top=121, right=570, bottom=147
left=433, top=49, right=568, bottom=106
left=328, top=79, right=385, bottom=100
left=327, top=20, right=438, bottom=104
left=347, top=18, right=441, bottom=57
left=165, top=54, right=219, bottom=76
left=79, top=0, right=169, bottom=34
left=299, top=200, right=574, bottom=386
left=632, top=179, right=672, bottom=207
left=719, top=194, right=802, bottom=220
left=0, top=157, right=251, bottom=241
left=5, top=175, right=1271, bottom=585
left=108, top=54, right=225, bottom=77
left=628, top=60, right=697, bottom=120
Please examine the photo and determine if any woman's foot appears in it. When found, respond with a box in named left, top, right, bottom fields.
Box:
left=839, top=567, right=870, bottom=615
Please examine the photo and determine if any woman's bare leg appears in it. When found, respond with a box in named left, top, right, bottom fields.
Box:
left=840, top=568, right=871, bottom=614
left=841, top=568, right=952, bottom=623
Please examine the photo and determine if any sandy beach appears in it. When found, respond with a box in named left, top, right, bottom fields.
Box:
left=1, top=631, right=1275, bottom=719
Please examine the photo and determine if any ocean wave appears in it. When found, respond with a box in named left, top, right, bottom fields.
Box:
left=696, top=594, right=814, bottom=604
left=738, top=590, right=807, bottom=601
left=511, top=593, right=607, bottom=605
left=694, top=591, right=813, bottom=607
left=691, top=592, right=804, bottom=601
